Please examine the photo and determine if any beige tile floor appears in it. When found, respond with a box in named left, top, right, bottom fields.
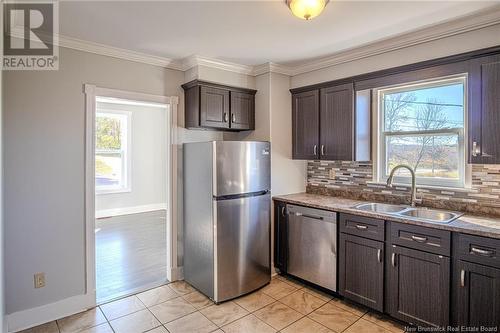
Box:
left=21, top=276, right=405, bottom=333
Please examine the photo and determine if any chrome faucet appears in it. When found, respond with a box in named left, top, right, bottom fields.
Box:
left=386, top=164, right=422, bottom=207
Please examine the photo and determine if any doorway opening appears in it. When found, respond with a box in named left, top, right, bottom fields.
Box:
left=84, top=85, right=178, bottom=306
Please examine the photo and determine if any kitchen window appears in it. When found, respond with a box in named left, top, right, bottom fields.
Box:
left=95, top=110, right=131, bottom=194
left=376, top=76, right=467, bottom=188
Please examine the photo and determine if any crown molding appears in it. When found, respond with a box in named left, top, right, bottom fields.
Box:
left=58, top=34, right=185, bottom=70
left=252, top=62, right=294, bottom=76
left=7, top=5, right=500, bottom=77
left=288, top=5, right=500, bottom=76
left=181, top=54, right=254, bottom=75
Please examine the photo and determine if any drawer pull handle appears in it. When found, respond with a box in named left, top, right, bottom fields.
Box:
left=281, top=206, right=285, bottom=217
left=471, top=247, right=494, bottom=257
left=460, top=269, right=466, bottom=287
left=377, top=249, right=382, bottom=263
left=224, top=112, right=228, bottom=122
left=355, top=224, right=368, bottom=230
left=391, top=253, right=396, bottom=267
left=411, top=235, right=427, bottom=243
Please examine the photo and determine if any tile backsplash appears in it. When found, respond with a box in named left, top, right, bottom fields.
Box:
left=307, top=161, right=500, bottom=214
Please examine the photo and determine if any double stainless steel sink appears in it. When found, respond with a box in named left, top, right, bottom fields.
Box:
left=353, top=202, right=463, bottom=224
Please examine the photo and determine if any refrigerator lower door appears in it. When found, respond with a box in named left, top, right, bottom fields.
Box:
left=214, top=193, right=271, bottom=302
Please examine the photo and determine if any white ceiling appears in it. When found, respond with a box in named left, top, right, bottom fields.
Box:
left=59, top=1, right=500, bottom=66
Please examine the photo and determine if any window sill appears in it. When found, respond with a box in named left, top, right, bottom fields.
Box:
left=96, top=188, right=132, bottom=195
left=366, top=181, right=477, bottom=193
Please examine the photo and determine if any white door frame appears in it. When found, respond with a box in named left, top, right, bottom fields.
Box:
left=84, top=84, right=179, bottom=307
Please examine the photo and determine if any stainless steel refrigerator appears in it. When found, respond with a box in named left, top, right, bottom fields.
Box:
left=183, top=141, right=271, bottom=303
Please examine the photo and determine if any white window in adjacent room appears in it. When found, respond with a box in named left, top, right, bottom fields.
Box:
left=95, top=110, right=131, bottom=194
left=376, top=76, right=467, bottom=188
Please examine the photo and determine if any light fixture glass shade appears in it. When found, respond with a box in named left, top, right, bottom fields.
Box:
left=287, top=0, right=328, bottom=20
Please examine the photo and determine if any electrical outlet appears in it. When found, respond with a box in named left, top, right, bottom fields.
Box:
left=34, top=272, right=45, bottom=288
left=329, top=169, right=336, bottom=179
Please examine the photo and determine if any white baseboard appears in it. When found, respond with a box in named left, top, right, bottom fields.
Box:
left=7, top=293, right=95, bottom=333
left=96, top=203, right=167, bottom=219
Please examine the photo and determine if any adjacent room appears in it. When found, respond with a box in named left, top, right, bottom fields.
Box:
left=93, top=96, right=169, bottom=303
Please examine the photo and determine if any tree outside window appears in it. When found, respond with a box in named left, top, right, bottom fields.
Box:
left=378, top=76, right=466, bottom=188
left=95, top=111, right=131, bottom=193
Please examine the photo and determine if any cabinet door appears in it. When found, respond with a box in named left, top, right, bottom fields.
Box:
left=230, top=91, right=254, bottom=130
left=469, top=54, right=500, bottom=164
left=292, top=90, right=319, bottom=160
left=339, top=233, right=384, bottom=311
left=453, top=260, right=500, bottom=329
left=320, top=83, right=354, bottom=161
left=273, top=201, right=288, bottom=273
left=200, top=86, right=230, bottom=129
left=387, top=245, right=450, bottom=327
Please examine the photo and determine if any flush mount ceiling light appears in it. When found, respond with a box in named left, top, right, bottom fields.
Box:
left=286, top=0, right=329, bottom=20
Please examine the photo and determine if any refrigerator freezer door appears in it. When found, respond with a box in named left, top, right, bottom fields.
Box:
left=214, top=141, right=270, bottom=197
left=214, top=193, right=271, bottom=302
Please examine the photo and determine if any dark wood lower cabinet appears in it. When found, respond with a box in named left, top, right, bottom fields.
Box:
left=387, top=245, right=450, bottom=328
left=273, top=201, right=288, bottom=273
left=452, top=260, right=500, bottom=329
left=339, top=233, right=384, bottom=311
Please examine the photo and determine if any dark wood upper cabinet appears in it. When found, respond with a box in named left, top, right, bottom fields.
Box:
left=339, top=233, right=384, bottom=311
left=291, top=82, right=364, bottom=161
left=182, top=80, right=257, bottom=131
left=452, top=260, right=500, bottom=329
left=387, top=245, right=450, bottom=328
left=292, top=90, right=320, bottom=159
left=230, top=91, right=255, bottom=130
left=320, top=83, right=354, bottom=161
left=469, top=54, right=500, bottom=164
left=273, top=201, right=288, bottom=273
left=200, top=86, right=230, bottom=129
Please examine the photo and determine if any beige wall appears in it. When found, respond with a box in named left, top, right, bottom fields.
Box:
left=269, top=72, right=306, bottom=196
left=3, top=45, right=220, bottom=320
left=291, top=24, right=500, bottom=88
left=1, top=4, right=5, bottom=331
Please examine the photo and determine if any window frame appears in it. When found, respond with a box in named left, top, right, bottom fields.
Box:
left=95, top=109, right=132, bottom=195
left=374, top=75, right=469, bottom=189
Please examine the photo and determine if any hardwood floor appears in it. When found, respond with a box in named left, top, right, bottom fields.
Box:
left=96, top=210, right=168, bottom=303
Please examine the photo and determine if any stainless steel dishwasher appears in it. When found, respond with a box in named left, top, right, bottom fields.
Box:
left=287, top=204, right=337, bottom=291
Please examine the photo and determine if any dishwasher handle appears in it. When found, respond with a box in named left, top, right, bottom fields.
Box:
left=292, top=212, right=324, bottom=220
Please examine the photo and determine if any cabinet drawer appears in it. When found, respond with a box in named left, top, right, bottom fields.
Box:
left=454, top=233, right=500, bottom=269
left=340, top=213, right=385, bottom=241
left=390, top=222, right=451, bottom=256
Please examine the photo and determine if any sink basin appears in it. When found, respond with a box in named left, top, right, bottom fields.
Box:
left=354, top=203, right=408, bottom=214
left=352, top=202, right=463, bottom=224
left=397, top=208, right=462, bottom=224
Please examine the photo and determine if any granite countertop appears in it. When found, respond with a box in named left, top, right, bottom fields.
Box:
left=272, top=192, right=500, bottom=240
